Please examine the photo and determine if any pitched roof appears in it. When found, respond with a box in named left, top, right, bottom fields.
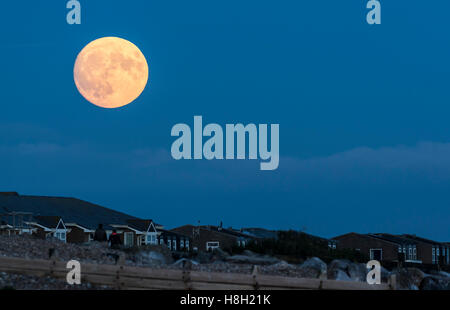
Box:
left=333, top=232, right=404, bottom=246
left=368, top=233, right=417, bottom=245
left=201, top=225, right=258, bottom=239
left=400, top=234, right=443, bottom=245
left=0, top=194, right=138, bottom=230
left=126, top=219, right=155, bottom=232
left=33, top=216, right=63, bottom=229
left=159, top=228, right=190, bottom=238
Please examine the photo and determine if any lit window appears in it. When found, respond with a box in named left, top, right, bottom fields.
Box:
left=124, top=232, right=134, bottom=247
left=206, top=241, right=220, bottom=251
left=54, top=231, right=66, bottom=242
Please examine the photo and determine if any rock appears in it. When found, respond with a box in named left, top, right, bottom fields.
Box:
left=271, top=261, right=293, bottom=271
left=327, top=260, right=369, bottom=282
left=327, top=259, right=351, bottom=280
left=347, top=263, right=367, bottom=282
left=212, top=248, right=229, bottom=261
left=242, top=250, right=258, bottom=257
left=391, top=268, right=425, bottom=290
left=298, top=257, right=327, bottom=279
left=194, top=251, right=214, bottom=264
left=334, top=269, right=352, bottom=281
left=380, top=266, right=391, bottom=283
left=173, top=258, right=199, bottom=267
left=226, top=255, right=280, bottom=265
left=138, top=251, right=170, bottom=265
left=420, top=276, right=450, bottom=290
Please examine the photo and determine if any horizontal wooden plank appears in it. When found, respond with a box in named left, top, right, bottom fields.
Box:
left=321, top=279, right=390, bottom=290
left=0, top=256, right=393, bottom=290
left=189, top=281, right=255, bottom=290
left=189, top=271, right=255, bottom=285
left=256, top=274, right=322, bottom=289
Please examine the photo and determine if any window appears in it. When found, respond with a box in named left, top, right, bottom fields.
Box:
left=408, top=248, right=412, bottom=260
left=413, top=247, right=417, bottom=260
left=180, top=240, right=184, bottom=249
left=124, top=232, right=134, bottom=247
left=186, top=240, right=190, bottom=249
left=206, top=241, right=220, bottom=251
left=146, top=234, right=157, bottom=245
left=168, top=239, right=172, bottom=249
left=432, top=248, right=436, bottom=264
left=54, top=230, right=66, bottom=242
left=172, top=239, right=177, bottom=251
left=370, top=249, right=382, bottom=261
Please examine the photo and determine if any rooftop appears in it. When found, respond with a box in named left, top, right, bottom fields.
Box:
left=0, top=193, right=138, bottom=230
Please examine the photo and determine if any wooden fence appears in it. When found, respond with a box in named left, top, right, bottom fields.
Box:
left=0, top=256, right=396, bottom=290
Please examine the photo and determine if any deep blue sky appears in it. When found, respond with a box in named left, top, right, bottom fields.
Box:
left=1, top=1, right=449, bottom=241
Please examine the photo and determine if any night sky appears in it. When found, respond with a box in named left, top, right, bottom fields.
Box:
left=1, top=1, right=449, bottom=241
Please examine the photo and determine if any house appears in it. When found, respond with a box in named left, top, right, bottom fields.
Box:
left=333, top=232, right=417, bottom=263
left=171, top=224, right=253, bottom=252
left=158, top=229, right=191, bottom=252
left=446, top=243, right=450, bottom=265
left=109, top=220, right=192, bottom=250
left=0, top=211, right=34, bottom=236
left=109, top=223, right=145, bottom=247
left=26, top=216, right=68, bottom=242
left=0, top=192, right=139, bottom=243
left=368, top=233, right=420, bottom=263
left=202, top=225, right=259, bottom=248
left=65, top=223, right=95, bottom=244
left=126, top=219, right=159, bottom=246
left=400, top=234, right=450, bottom=265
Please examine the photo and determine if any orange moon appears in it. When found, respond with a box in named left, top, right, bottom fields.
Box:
left=74, top=37, right=149, bottom=109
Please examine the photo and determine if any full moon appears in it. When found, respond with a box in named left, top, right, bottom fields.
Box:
left=74, top=37, right=149, bottom=109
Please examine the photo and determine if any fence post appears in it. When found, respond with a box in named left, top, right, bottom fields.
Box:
left=182, top=260, right=192, bottom=290
left=115, top=265, right=124, bottom=290
left=49, top=259, right=57, bottom=278
left=252, top=265, right=260, bottom=290
left=388, top=274, right=397, bottom=290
